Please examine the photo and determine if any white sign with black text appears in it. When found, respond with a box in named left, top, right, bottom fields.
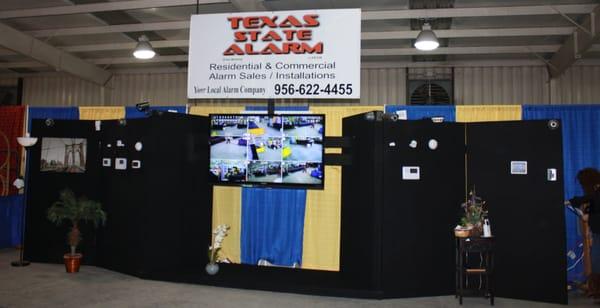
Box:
left=187, top=9, right=361, bottom=99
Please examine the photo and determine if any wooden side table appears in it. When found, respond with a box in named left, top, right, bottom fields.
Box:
left=455, top=236, right=495, bottom=305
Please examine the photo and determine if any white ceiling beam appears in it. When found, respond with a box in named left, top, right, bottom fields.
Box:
left=0, top=0, right=228, bottom=19
left=362, top=45, right=561, bottom=56
left=24, top=22, right=576, bottom=40
left=549, top=5, right=600, bottom=78
left=0, top=27, right=573, bottom=56
left=6, top=41, right=596, bottom=58
left=27, top=21, right=190, bottom=38
left=3, top=3, right=594, bottom=21
left=0, top=22, right=111, bottom=84
left=88, top=55, right=189, bottom=65
left=7, top=45, right=599, bottom=69
left=363, top=27, right=574, bottom=40
left=362, top=4, right=596, bottom=20
left=65, top=40, right=189, bottom=52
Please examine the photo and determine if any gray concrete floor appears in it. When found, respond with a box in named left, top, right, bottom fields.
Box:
left=0, top=248, right=596, bottom=308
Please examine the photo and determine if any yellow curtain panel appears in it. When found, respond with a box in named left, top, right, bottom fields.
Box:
left=456, top=105, right=522, bottom=122
left=78, top=107, right=125, bottom=120
left=302, top=105, right=384, bottom=271
left=189, top=105, right=245, bottom=263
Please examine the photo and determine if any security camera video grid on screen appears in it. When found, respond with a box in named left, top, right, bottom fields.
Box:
left=209, top=114, right=324, bottom=188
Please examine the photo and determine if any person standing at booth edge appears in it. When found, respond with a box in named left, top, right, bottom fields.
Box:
left=567, top=168, right=600, bottom=297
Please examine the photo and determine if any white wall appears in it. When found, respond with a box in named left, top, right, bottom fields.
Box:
left=5, top=65, right=600, bottom=107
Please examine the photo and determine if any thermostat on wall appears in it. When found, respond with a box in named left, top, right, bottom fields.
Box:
left=402, top=166, right=420, bottom=180
left=115, top=158, right=127, bottom=170
left=510, top=161, right=527, bottom=175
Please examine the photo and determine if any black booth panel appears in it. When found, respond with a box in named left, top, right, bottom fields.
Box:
left=466, top=121, right=566, bottom=304
left=25, top=120, right=101, bottom=264
left=341, top=113, right=384, bottom=292
left=96, top=119, right=149, bottom=276
left=141, top=113, right=212, bottom=277
left=381, top=120, right=466, bottom=297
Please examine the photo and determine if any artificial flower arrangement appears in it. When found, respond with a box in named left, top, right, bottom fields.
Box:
left=455, top=188, right=488, bottom=237
left=208, top=224, right=230, bottom=264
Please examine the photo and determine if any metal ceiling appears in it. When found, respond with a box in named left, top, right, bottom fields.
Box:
left=0, top=0, right=598, bottom=83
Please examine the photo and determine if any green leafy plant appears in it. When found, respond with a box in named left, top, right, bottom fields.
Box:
left=459, top=188, right=487, bottom=229
left=47, top=188, right=106, bottom=255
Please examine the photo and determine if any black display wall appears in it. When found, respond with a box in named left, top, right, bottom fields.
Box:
left=381, top=120, right=466, bottom=297
left=341, top=114, right=465, bottom=297
left=25, top=120, right=102, bottom=264
left=97, top=113, right=212, bottom=279
left=24, top=113, right=212, bottom=280
left=340, top=114, right=384, bottom=293
left=466, top=121, right=566, bottom=304
left=341, top=112, right=566, bottom=303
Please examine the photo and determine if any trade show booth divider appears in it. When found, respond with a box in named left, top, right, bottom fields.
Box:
left=342, top=113, right=565, bottom=303
left=24, top=113, right=212, bottom=279
left=0, top=104, right=594, bottom=285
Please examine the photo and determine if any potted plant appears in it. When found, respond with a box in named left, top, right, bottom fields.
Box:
left=47, top=188, right=106, bottom=273
left=455, top=188, right=487, bottom=237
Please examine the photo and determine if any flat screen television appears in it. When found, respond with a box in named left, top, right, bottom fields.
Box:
left=209, top=114, right=325, bottom=189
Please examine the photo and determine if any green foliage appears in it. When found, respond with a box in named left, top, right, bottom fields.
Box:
left=47, top=188, right=106, bottom=229
left=459, top=188, right=487, bottom=228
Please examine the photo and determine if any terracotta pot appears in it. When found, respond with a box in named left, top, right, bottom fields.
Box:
left=64, top=253, right=82, bottom=273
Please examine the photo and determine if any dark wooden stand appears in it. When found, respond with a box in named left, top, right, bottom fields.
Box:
left=455, top=236, right=495, bottom=305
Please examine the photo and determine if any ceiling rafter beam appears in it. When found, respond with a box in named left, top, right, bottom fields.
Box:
left=0, top=22, right=111, bottom=84
left=2, top=30, right=599, bottom=57
left=25, top=21, right=576, bottom=39
left=362, top=4, right=596, bottom=20
left=6, top=45, right=600, bottom=69
left=549, top=4, right=600, bottom=78
left=27, top=21, right=190, bottom=38
left=362, top=27, right=574, bottom=40
left=0, top=0, right=228, bottom=20
left=361, top=45, right=562, bottom=56
left=2, top=3, right=594, bottom=21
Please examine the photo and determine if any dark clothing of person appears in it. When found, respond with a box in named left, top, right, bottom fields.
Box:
left=570, top=189, right=600, bottom=234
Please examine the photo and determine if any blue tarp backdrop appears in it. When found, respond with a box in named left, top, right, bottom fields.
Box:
left=240, top=187, right=307, bottom=266
left=27, top=107, right=79, bottom=131
left=0, top=195, right=24, bottom=248
left=523, top=105, right=600, bottom=283
left=385, top=105, right=456, bottom=122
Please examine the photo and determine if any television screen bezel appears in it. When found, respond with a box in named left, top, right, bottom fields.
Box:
left=208, top=113, right=326, bottom=190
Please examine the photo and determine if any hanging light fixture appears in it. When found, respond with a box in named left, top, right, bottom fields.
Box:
left=414, top=22, right=439, bottom=51
left=133, top=35, right=156, bottom=59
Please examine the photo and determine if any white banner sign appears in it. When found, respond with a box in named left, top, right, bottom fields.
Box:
left=187, top=9, right=361, bottom=99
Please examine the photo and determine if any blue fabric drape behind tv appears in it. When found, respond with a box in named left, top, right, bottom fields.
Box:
left=523, top=105, right=600, bottom=283
left=239, top=105, right=309, bottom=266
left=385, top=105, right=456, bottom=122
left=125, top=106, right=187, bottom=119
left=0, top=195, right=24, bottom=248
left=241, top=188, right=307, bottom=266
left=28, top=107, right=79, bottom=131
